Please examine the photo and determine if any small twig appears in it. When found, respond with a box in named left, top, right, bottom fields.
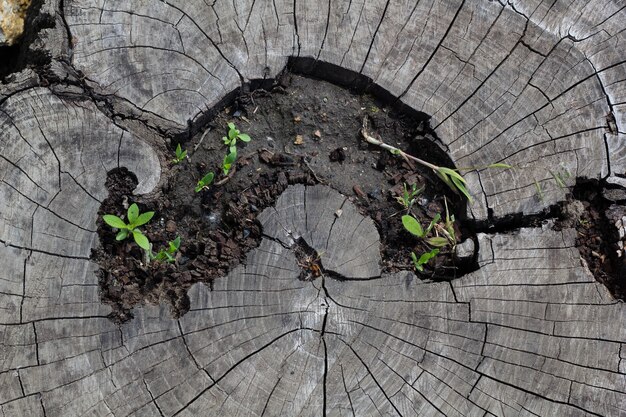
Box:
left=279, top=146, right=327, bottom=184
left=194, top=128, right=211, bottom=152
left=304, top=159, right=327, bottom=184
left=215, top=166, right=237, bottom=186
left=387, top=210, right=405, bottom=220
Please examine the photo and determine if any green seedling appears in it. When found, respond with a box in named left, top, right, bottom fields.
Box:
left=397, top=183, right=423, bottom=210
left=402, top=198, right=457, bottom=252
left=362, top=117, right=471, bottom=200
left=151, top=236, right=181, bottom=263
left=361, top=116, right=512, bottom=202
left=439, top=198, right=457, bottom=249
left=222, top=148, right=237, bottom=176
left=411, top=248, right=440, bottom=272
left=172, top=143, right=187, bottom=164
left=222, top=122, right=251, bottom=175
left=102, top=203, right=154, bottom=250
left=222, top=122, right=251, bottom=149
left=195, top=172, right=215, bottom=192
left=402, top=213, right=440, bottom=238
left=423, top=198, right=458, bottom=249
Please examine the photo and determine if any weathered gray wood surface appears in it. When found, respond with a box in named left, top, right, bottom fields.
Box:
left=0, top=0, right=625, bottom=416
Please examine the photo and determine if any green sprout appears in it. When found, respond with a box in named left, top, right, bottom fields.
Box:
left=150, top=236, right=181, bottom=263
left=195, top=172, right=215, bottom=193
left=102, top=203, right=154, bottom=250
left=361, top=116, right=512, bottom=202
left=417, top=198, right=457, bottom=249
left=222, top=122, right=251, bottom=175
left=438, top=198, right=457, bottom=249
left=172, top=143, right=187, bottom=164
left=222, top=149, right=237, bottom=176
left=401, top=198, right=458, bottom=271
left=411, top=248, right=440, bottom=272
left=223, top=122, right=251, bottom=148
left=402, top=213, right=440, bottom=239
left=396, top=183, right=423, bottom=210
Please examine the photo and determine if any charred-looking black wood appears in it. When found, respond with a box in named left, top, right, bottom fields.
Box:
left=0, top=0, right=625, bottom=416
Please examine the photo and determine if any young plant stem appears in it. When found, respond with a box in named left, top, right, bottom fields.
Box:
left=361, top=116, right=439, bottom=171
left=360, top=117, right=440, bottom=171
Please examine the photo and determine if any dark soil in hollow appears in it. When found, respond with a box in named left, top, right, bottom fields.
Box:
left=563, top=180, right=626, bottom=300
left=93, top=73, right=475, bottom=322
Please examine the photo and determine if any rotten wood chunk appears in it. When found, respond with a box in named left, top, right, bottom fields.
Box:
left=258, top=148, right=296, bottom=166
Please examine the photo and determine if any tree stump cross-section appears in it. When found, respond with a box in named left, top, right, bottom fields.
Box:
left=0, top=0, right=626, bottom=415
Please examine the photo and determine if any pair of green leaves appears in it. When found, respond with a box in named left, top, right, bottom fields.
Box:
left=435, top=167, right=471, bottom=202
left=195, top=172, right=215, bottom=193
left=223, top=148, right=237, bottom=175
left=151, top=236, right=181, bottom=263
left=102, top=203, right=154, bottom=250
left=403, top=214, right=444, bottom=272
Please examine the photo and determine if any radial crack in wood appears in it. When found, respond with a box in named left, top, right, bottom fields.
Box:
left=257, top=184, right=382, bottom=279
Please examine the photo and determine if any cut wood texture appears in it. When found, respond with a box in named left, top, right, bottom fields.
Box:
left=0, top=0, right=625, bottom=416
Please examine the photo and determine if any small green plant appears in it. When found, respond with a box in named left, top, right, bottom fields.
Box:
left=361, top=116, right=512, bottom=202
left=172, top=143, right=187, bottom=164
left=411, top=248, right=440, bottom=272
left=150, top=236, right=181, bottom=263
left=401, top=198, right=458, bottom=272
left=195, top=172, right=215, bottom=192
left=397, top=183, right=423, bottom=210
left=102, top=203, right=154, bottom=250
left=437, top=198, right=457, bottom=249
left=222, top=122, right=251, bottom=175
left=402, top=213, right=440, bottom=239
left=222, top=149, right=237, bottom=176
left=223, top=122, right=251, bottom=149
